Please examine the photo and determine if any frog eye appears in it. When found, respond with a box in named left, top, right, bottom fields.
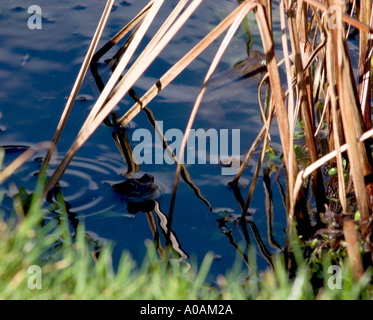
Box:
left=141, top=174, right=153, bottom=183
left=113, top=180, right=137, bottom=194
left=126, top=182, right=137, bottom=193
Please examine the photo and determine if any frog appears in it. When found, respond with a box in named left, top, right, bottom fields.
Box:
left=208, top=50, right=267, bottom=92
left=111, top=173, right=161, bottom=202
left=232, top=50, right=267, bottom=78
left=195, top=50, right=267, bottom=124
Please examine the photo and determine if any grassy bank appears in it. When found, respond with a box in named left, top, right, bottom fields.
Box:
left=0, top=185, right=372, bottom=300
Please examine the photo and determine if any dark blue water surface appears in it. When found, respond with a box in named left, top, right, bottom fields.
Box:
left=0, top=0, right=288, bottom=279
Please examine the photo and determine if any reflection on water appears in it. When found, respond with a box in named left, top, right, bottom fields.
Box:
left=127, top=200, right=189, bottom=261
left=0, top=0, right=288, bottom=277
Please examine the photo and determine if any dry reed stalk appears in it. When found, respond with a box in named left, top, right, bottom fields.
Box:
left=39, top=0, right=115, bottom=175
left=328, top=0, right=371, bottom=238
left=255, top=4, right=293, bottom=173
left=0, top=142, right=51, bottom=184
left=346, top=0, right=357, bottom=39
left=311, top=13, right=326, bottom=102
left=343, top=219, right=364, bottom=280
left=77, top=0, right=203, bottom=157
left=266, top=0, right=273, bottom=29
left=287, top=0, right=327, bottom=214
left=280, top=0, right=296, bottom=219
left=356, top=3, right=373, bottom=216
left=324, top=14, right=347, bottom=212
left=93, top=0, right=155, bottom=62
left=256, top=2, right=312, bottom=237
left=168, top=0, right=257, bottom=230
left=331, top=92, right=347, bottom=212
left=241, top=98, right=275, bottom=216
left=357, top=0, right=372, bottom=129
left=0, top=149, right=4, bottom=171
left=93, top=0, right=188, bottom=98
left=257, top=71, right=275, bottom=137
left=104, top=0, right=193, bottom=107
left=232, top=125, right=266, bottom=183
left=303, top=0, right=373, bottom=33
left=314, top=87, right=329, bottom=137
left=116, top=1, right=261, bottom=127
left=297, top=1, right=315, bottom=128
left=359, top=7, right=373, bottom=128
left=84, top=0, right=166, bottom=129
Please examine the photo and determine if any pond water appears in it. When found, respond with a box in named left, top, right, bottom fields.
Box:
left=0, top=0, right=289, bottom=279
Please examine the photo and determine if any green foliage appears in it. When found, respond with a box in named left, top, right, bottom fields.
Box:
left=327, top=158, right=347, bottom=176
left=265, top=144, right=282, bottom=163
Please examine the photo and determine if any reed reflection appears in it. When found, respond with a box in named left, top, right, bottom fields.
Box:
left=88, top=32, right=280, bottom=273
left=127, top=199, right=188, bottom=261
